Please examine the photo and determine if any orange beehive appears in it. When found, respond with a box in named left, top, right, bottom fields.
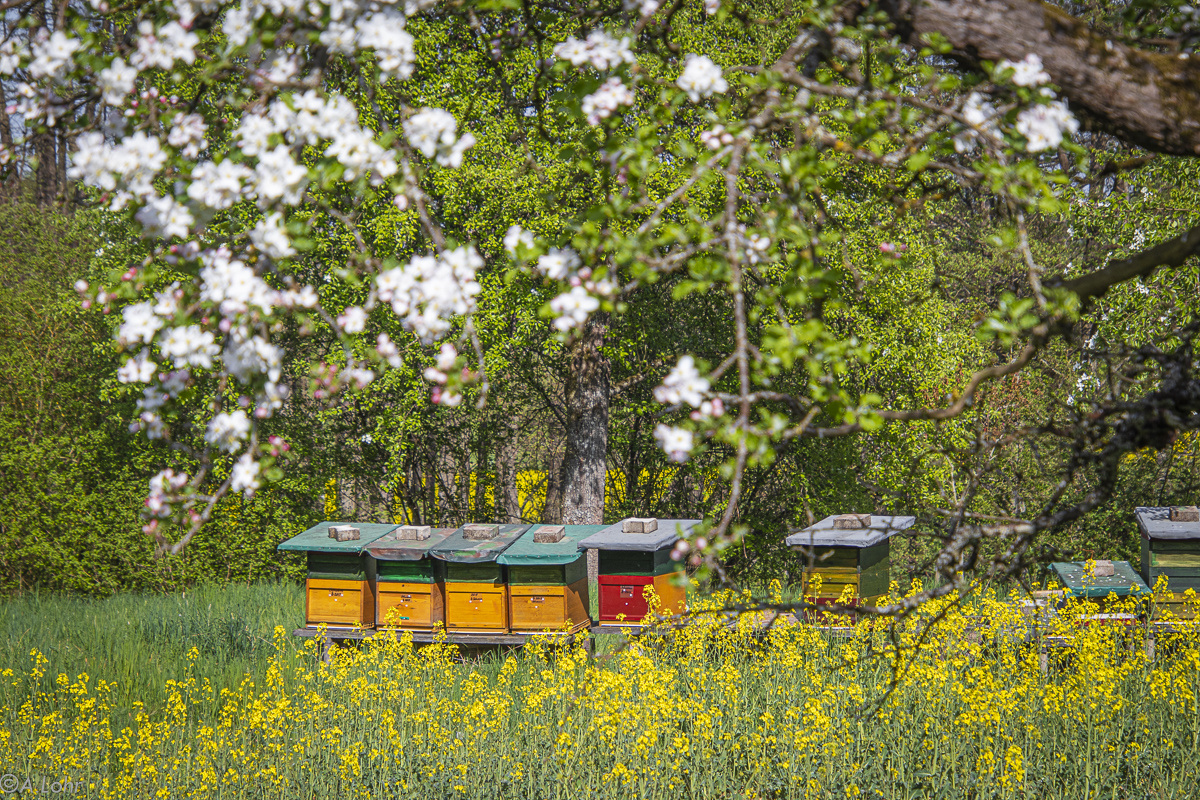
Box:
left=500, top=525, right=603, bottom=633
left=367, top=526, right=456, bottom=630
left=430, top=524, right=530, bottom=633
left=277, top=522, right=399, bottom=629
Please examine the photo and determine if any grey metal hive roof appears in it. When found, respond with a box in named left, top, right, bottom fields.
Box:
left=578, top=519, right=701, bottom=552
left=1135, top=507, right=1200, bottom=541
left=785, top=515, right=916, bottom=549
left=366, top=527, right=457, bottom=561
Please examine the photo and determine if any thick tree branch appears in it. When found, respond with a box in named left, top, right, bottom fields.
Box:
left=879, top=0, right=1200, bottom=156
left=1050, top=220, right=1200, bottom=301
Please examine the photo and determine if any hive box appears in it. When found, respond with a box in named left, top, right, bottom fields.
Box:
left=366, top=526, right=456, bottom=629
left=785, top=514, right=916, bottom=606
left=1048, top=560, right=1150, bottom=611
left=499, top=525, right=604, bottom=633
left=277, top=521, right=398, bottom=628
left=1136, top=507, right=1200, bottom=618
left=430, top=524, right=529, bottom=633
left=580, top=519, right=699, bottom=624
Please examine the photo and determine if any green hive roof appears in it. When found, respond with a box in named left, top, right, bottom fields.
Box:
left=276, top=521, right=398, bottom=554
left=498, top=525, right=606, bottom=565
left=1049, top=560, right=1150, bottom=598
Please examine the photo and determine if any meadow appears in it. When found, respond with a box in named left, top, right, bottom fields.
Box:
left=0, top=582, right=1196, bottom=799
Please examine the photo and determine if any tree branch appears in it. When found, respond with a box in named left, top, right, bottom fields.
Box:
left=878, top=0, right=1200, bottom=156
left=1051, top=220, right=1200, bottom=301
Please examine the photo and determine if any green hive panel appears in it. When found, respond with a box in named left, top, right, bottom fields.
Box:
left=445, top=561, right=505, bottom=584
left=598, top=548, right=678, bottom=576
left=307, top=552, right=367, bottom=580
left=377, top=559, right=440, bottom=583
left=508, top=559, right=587, bottom=586
left=278, top=521, right=398, bottom=554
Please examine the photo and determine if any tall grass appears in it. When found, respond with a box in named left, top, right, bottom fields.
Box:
left=0, top=582, right=302, bottom=722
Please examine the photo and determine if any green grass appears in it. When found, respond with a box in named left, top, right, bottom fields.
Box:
left=0, top=582, right=303, bottom=720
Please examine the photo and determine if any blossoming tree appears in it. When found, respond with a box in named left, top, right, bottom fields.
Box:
left=6, top=0, right=1200, bottom=606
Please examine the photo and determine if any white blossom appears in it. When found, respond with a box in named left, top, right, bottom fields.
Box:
left=0, top=39, right=23, bottom=76
left=376, top=333, right=403, bottom=368
left=250, top=212, right=295, bottom=259
left=356, top=10, right=416, bottom=78
left=146, top=469, right=188, bottom=517
left=954, top=92, right=998, bottom=153
left=29, top=31, right=80, bottom=80
left=159, top=325, right=219, bottom=369
left=206, top=410, right=251, bottom=452
left=198, top=248, right=277, bottom=317
left=168, top=113, right=208, bottom=158
left=132, top=21, right=199, bottom=70
left=703, top=0, right=720, bottom=14
left=1015, top=100, right=1079, bottom=152
left=677, top=54, right=727, bottom=102
left=253, top=146, right=308, bottom=205
left=654, top=355, right=709, bottom=407
left=654, top=424, right=694, bottom=462
left=235, top=114, right=276, bottom=157
left=504, top=224, right=535, bottom=256
left=553, top=31, right=635, bottom=71
left=623, top=0, right=660, bottom=16
left=223, top=4, right=254, bottom=47
left=230, top=452, right=261, bottom=495
left=999, top=53, right=1050, bottom=87
left=135, top=195, right=195, bottom=240
left=224, top=332, right=282, bottom=383
left=118, top=301, right=163, bottom=345
left=581, top=77, right=634, bottom=124
left=375, top=246, right=483, bottom=341
left=188, top=160, right=251, bottom=209
left=68, top=131, right=166, bottom=199
left=537, top=248, right=580, bottom=280
left=98, top=58, right=137, bottom=106
left=338, top=305, right=368, bottom=333
left=549, top=286, right=599, bottom=331
left=403, top=108, right=475, bottom=167
left=118, top=352, right=158, bottom=384
left=700, top=124, right=734, bottom=150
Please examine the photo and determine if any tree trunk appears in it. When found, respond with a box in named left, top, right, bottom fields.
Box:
left=560, top=312, right=611, bottom=525
left=542, top=446, right=564, bottom=524
left=497, top=416, right=522, bottom=523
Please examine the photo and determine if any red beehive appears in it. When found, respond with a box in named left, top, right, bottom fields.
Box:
left=580, top=518, right=698, bottom=625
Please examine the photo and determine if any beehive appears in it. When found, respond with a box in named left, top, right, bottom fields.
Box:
left=499, top=525, right=603, bottom=633
left=1136, top=506, right=1200, bottom=618
left=579, top=518, right=698, bottom=624
left=785, top=514, right=916, bottom=607
left=430, top=524, right=529, bottom=632
left=277, top=521, right=398, bottom=628
left=1048, top=560, right=1150, bottom=611
left=366, top=526, right=456, bottom=629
